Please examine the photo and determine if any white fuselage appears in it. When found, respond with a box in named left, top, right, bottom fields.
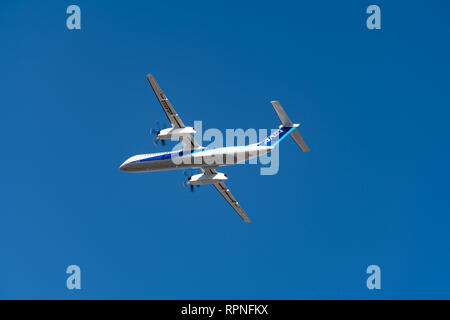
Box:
left=119, top=144, right=274, bottom=172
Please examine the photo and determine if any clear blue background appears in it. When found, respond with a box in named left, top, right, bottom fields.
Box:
left=1, top=0, right=449, bottom=299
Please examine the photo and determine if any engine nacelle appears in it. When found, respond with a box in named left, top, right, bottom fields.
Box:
left=188, top=172, right=228, bottom=186
left=155, top=127, right=196, bottom=140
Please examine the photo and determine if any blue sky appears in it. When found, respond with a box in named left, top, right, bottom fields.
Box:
left=1, top=0, right=450, bottom=299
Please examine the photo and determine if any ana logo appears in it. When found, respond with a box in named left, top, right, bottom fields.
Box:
left=263, top=128, right=282, bottom=144
left=270, top=129, right=282, bottom=139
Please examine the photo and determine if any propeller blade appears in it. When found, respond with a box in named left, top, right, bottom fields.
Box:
left=150, top=121, right=170, bottom=148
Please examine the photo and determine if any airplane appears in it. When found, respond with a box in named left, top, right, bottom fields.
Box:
left=119, top=74, right=310, bottom=222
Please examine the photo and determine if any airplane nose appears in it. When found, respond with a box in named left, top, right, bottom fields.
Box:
left=119, top=162, right=128, bottom=171
left=120, top=157, right=139, bottom=172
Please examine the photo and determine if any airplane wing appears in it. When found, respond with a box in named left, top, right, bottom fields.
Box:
left=202, top=168, right=251, bottom=223
left=146, top=74, right=201, bottom=150
left=147, top=74, right=185, bottom=128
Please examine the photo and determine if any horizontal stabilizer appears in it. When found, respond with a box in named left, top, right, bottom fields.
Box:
left=290, top=127, right=310, bottom=152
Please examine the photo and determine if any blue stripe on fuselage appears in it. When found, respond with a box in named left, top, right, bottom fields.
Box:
left=137, top=149, right=203, bottom=163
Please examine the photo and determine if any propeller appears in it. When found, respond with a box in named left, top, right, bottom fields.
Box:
left=150, top=121, right=167, bottom=146
left=182, top=169, right=200, bottom=192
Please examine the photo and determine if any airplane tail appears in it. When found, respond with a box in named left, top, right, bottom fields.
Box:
left=258, top=101, right=310, bottom=152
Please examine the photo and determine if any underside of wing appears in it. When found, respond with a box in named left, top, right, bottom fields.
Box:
left=213, top=182, right=251, bottom=223
left=147, top=74, right=185, bottom=129
left=147, top=74, right=201, bottom=150
left=202, top=168, right=251, bottom=223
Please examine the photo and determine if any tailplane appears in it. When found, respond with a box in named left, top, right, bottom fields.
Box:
left=258, top=101, right=310, bottom=152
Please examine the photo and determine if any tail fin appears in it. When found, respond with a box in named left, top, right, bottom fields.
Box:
left=265, top=101, right=310, bottom=152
